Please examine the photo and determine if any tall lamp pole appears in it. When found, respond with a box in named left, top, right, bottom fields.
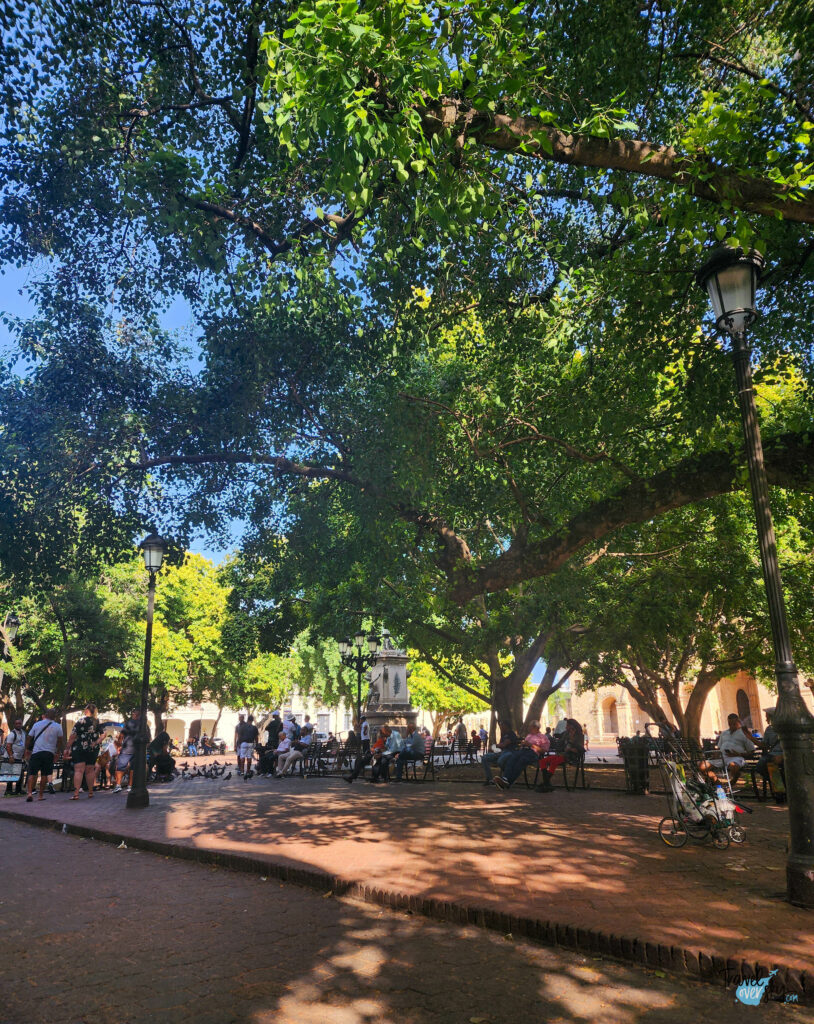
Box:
left=338, top=630, right=380, bottom=729
left=127, top=532, right=167, bottom=811
left=3, top=611, right=20, bottom=653
left=1, top=612, right=20, bottom=723
left=697, top=244, right=814, bottom=907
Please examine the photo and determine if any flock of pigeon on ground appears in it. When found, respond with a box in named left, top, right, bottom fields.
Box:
left=168, top=760, right=233, bottom=781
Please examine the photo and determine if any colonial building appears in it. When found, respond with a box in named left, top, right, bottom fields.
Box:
left=567, top=670, right=814, bottom=743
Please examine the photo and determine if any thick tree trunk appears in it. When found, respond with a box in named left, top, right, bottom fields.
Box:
left=523, top=662, right=560, bottom=731
left=491, top=674, right=525, bottom=734
left=683, top=670, right=728, bottom=744
left=619, top=681, right=671, bottom=731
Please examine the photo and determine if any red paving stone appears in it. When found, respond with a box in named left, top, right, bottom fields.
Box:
left=4, top=776, right=812, bottom=976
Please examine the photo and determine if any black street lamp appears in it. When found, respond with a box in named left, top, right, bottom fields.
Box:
left=3, top=612, right=19, bottom=658
left=338, top=631, right=380, bottom=731
left=127, top=532, right=167, bottom=811
left=697, top=244, right=814, bottom=907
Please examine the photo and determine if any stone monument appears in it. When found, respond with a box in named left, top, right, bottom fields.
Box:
left=364, top=630, right=417, bottom=737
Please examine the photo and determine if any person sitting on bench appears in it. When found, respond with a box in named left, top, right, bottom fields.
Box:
left=754, top=708, right=784, bottom=801
left=393, top=724, right=425, bottom=781
left=344, top=730, right=386, bottom=783
left=493, top=722, right=549, bottom=789
left=481, top=717, right=519, bottom=786
left=716, top=713, right=756, bottom=787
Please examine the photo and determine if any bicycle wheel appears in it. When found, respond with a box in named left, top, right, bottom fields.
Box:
left=658, top=816, right=688, bottom=848
left=712, top=826, right=731, bottom=850
left=729, top=824, right=746, bottom=844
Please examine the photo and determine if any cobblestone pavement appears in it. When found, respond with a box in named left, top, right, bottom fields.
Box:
left=0, top=821, right=804, bottom=1024
left=4, top=775, right=809, bottom=975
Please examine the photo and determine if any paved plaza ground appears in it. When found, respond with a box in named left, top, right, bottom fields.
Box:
left=1, top=819, right=804, bottom=1024
left=3, top=773, right=810, bottom=990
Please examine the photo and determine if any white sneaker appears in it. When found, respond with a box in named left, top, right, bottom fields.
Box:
left=113, top=785, right=122, bottom=793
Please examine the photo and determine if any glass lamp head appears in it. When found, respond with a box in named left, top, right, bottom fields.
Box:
left=140, top=532, right=168, bottom=574
left=696, top=244, right=764, bottom=335
left=5, top=612, right=19, bottom=641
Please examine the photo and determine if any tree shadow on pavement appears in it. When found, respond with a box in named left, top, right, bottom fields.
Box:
left=2, top=820, right=794, bottom=1024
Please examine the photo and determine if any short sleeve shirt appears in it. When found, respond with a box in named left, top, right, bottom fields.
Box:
left=718, top=729, right=755, bottom=757
left=72, top=716, right=102, bottom=758
left=30, top=719, right=63, bottom=755
left=120, top=718, right=141, bottom=757
left=524, top=731, right=550, bottom=753
left=5, top=728, right=26, bottom=759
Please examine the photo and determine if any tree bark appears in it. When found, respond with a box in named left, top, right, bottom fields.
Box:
left=421, top=101, right=814, bottom=225
left=523, top=662, right=566, bottom=731
left=683, top=669, right=732, bottom=744
left=491, top=673, right=525, bottom=733
left=451, top=432, right=814, bottom=603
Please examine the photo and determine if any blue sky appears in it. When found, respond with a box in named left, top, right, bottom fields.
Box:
left=0, top=261, right=239, bottom=563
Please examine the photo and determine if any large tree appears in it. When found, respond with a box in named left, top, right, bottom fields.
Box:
left=2, top=1, right=814, bottom=734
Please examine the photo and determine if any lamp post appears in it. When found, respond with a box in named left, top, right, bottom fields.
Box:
left=127, top=532, right=167, bottom=811
left=697, top=244, right=814, bottom=907
left=338, top=631, right=380, bottom=730
left=3, top=611, right=19, bottom=656
left=1, top=613, right=20, bottom=720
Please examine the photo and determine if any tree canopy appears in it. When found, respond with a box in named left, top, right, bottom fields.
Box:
left=2, top=1, right=814, bottom=730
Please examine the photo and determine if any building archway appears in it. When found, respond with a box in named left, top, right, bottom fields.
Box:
left=602, top=697, right=619, bottom=736
left=736, top=688, right=752, bottom=726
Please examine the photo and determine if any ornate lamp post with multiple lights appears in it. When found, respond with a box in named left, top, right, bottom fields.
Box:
left=338, top=630, right=380, bottom=731
left=127, top=533, right=167, bottom=811
left=697, top=244, right=814, bottom=906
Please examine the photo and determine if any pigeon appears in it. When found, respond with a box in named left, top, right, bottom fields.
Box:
left=224, top=772, right=231, bottom=780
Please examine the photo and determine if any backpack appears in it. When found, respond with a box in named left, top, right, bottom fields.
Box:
left=291, top=721, right=301, bottom=741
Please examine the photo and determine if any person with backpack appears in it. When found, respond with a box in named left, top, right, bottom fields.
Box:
left=24, top=709, right=64, bottom=802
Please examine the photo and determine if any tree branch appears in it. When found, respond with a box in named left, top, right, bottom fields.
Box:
left=419, top=100, right=814, bottom=225
left=451, top=431, right=814, bottom=602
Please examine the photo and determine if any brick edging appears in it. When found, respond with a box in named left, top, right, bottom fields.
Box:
left=2, top=808, right=809, bottom=1004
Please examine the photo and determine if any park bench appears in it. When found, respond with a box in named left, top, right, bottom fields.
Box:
left=519, top=751, right=587, bottom=791
left=404, top=737, right=438, bottom=783
left=0, top=758, right=25, bottom=793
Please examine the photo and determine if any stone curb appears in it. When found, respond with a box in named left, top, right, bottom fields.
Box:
left=2, top=807, right=810, bottom=1005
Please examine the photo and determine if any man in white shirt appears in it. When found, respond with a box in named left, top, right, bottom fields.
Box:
left=717, top=714, right=757, bottom=785
left=360, top=716, right=370, bottom=754
left=25, top=709, right=64, bottom=802
left=274, top=734, right=302, bottom=776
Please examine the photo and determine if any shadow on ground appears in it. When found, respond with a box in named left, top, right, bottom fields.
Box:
left=3, top=820, right=798, bottom=1024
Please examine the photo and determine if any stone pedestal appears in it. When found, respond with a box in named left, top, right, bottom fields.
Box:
left=364, top=635, right=417, bottom=738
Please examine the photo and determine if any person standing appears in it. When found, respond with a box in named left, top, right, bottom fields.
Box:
left=582, top=723, right=590, bottom=753
left=266, top=711, right=283, bottom=750
left=236, top=714, right=259, bottom=778
left=455, top=718, right=467, bottom=756
left=24, top=709, right=63, bottom=802
left=114, top=709, right=146, bottom=793
left=65, top=703, right=102, bottom=800
left=4, top=717, right=26, bottom=796
left=359, top=716, right=370, bottom=755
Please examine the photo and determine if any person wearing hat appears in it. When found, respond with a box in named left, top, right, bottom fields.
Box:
left=755, top=708, right=785, bottom=801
